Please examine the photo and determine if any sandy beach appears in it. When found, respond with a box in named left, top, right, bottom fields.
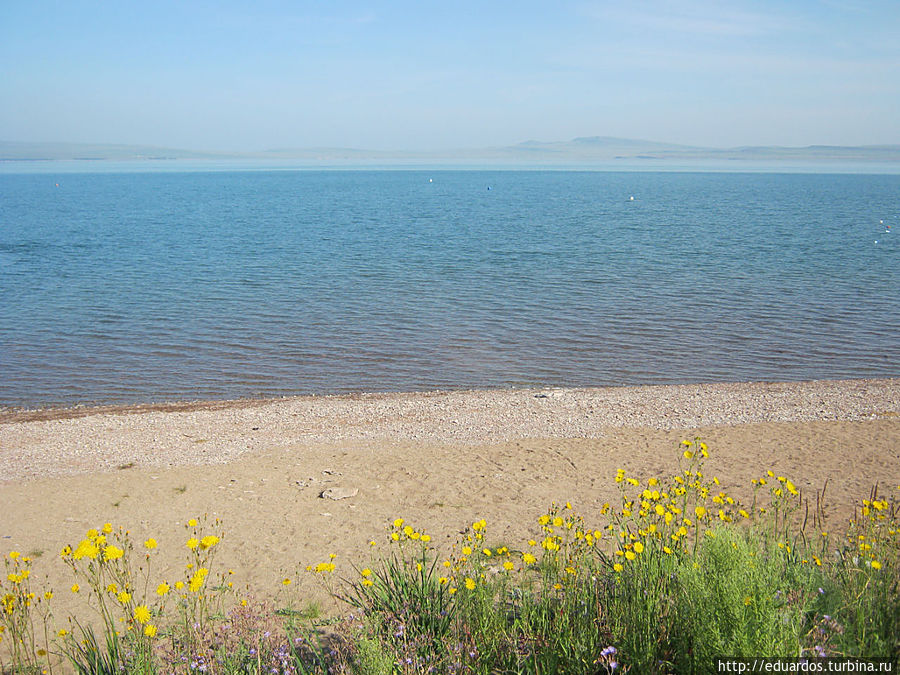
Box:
left=1, top=378, right=898, bottom=618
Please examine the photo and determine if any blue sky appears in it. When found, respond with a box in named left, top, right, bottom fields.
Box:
left=2, top=1, right=898, bottom=151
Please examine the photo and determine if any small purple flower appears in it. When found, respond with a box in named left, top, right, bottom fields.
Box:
left=818, top=587, right=825, bottom=594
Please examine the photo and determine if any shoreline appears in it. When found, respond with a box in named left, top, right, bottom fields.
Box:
left=1, top=378, right=897, bottom=483
left=1, top=376, right=896, bottom=424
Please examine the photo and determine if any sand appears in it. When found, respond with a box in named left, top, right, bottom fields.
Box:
left=1, top=379, right=898, bottom=620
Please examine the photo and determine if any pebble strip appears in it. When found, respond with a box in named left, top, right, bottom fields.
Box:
left=1, top=379, right=896, bottom=482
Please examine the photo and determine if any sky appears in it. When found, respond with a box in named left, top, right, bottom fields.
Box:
left=2, top=1, right=899, bottom=152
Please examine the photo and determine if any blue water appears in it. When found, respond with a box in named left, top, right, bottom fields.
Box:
left=1, top=168, right=898, bottom=408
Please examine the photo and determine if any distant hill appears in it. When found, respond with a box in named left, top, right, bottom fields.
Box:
left=2, top=137, right=899, bottom=163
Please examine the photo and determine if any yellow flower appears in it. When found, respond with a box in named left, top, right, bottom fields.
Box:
left=464, top=578, right=476, bottom=590
left=71, top=584, right=80, bottom=593
left=403, top=525, right=414, bottom=537
left=117, top=591, right=131, bottom=604
left=633, top=541, right=645, bottom=554
left=503, top=561, right=515, bottom=571
left=462, top=546, right=472, bottom=556
left=421, top=534, right=431, bottom=543
left=695, top=506, right=707, bottom=519
left=393, top=518, right=404, bottom=528
left=144, top=538, right=158, bottom=550
left=683, top=450, right=694, bottom=459
left=482, top=548, right=492, bottom=557
left=361, top=568, right=372, bottom=578
left=522, top=553, right=537, bottom=565
left=189, top=568, right=209, bottom=592
left=186, top=537, right=199, bottom=550
left=156, top=582, right=170, bottom=596
left=104, top=545, right=124, bottom=560
left=133, top=605, right=151, bottom=624
left=663, top=546, right=673, bottom=555
left=8, top=551, right=20, bottom=560
left=102, top=523, right=113, bottom=534
left=472, top=519, right=487, bottom=531
left=681, top=440, right=693, bottom=447
left=743, top=596, right=752, bottom=606
left=175, top=581, right=185, bottom=590
left=58, top=629, right=68, bottom=637
left=613, top=563, right=624, bottom=572
left=871, top=560, right=882, bottom=570
left=438, top=577, right=449, bottom=585
left=625, top=551, right=636, bottom=561
left=188, top=519, right=198, bottom=527
left=44, top=591, right=53, bottom=600
left=144, top=624, right=157, bottom=638
left=200, top=535, right=219, bottom=550
left=73, top=540, right=99, bottom=560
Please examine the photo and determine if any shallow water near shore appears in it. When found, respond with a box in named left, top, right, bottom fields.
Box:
left=1, top=169, right=898, bottom=407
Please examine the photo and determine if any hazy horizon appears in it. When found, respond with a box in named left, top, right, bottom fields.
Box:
left=3, top=2, right=899, bottom=152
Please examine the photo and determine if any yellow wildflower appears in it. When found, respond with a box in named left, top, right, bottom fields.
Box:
left=464, top=578, right=476, bottom=590
left=200, top=535, right=219, bottom=550
left=186, top=537, right=199, bottom=550
left=71, top=584, right=80, bottom=593
left=156, top=582, right=170, bottom=596
left=144, top=624, right=157, bottom=638
left=134, top=605, right=151, bottom=624
left=104, top=545, right=124, bottom=561
left=144, top=538, right=158, bottom=550
left=522, top=552, right=537, bottom=565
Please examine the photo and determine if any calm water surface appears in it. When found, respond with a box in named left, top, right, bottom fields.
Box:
left=1, top=169, right=898, bottom=407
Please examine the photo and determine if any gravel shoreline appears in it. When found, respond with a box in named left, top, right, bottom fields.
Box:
left=1, top=378, right=896, bottom=483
